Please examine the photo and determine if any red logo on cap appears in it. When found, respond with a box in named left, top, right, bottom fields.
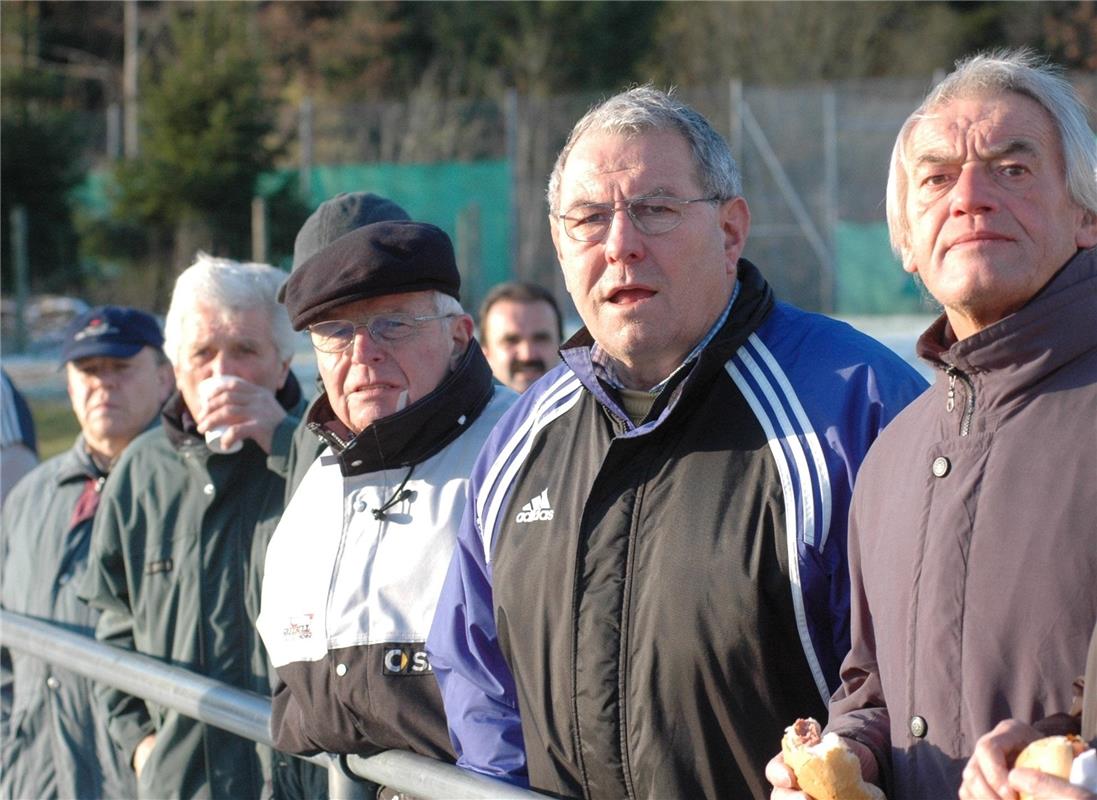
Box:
left=73, top=318, right=117, bottom=341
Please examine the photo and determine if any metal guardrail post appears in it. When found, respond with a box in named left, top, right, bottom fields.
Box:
left=0, top=610, right=546, bottom=799
left=328, top=755, right=373, bottom=800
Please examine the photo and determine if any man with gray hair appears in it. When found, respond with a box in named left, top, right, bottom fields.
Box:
left=767, top=50, right=1097, bottom=800
left=428, top=87, right=927, bottom=798
left=80, top=255, right=307, bottom=799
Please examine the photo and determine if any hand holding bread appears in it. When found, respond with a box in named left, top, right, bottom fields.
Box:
left=1012, top=735, right=1087, bottom=800
left=779, top=718, right=886, bottom=800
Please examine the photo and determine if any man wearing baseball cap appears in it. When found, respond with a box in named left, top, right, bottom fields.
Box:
left=256, top=220, right=516, bottom=764
left=1, top=305, right=172, bottom=800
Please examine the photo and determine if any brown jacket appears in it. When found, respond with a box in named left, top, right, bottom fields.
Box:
left=824, top=248, right=1097, bottom=800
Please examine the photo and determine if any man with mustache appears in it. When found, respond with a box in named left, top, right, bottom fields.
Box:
left=479, top=281, right=563, bottom=393
left=428, top=86, right=927, bottom=799
left=2, top=306, right=172, bottom=800
left=767, top=50, right=1097, bottom=800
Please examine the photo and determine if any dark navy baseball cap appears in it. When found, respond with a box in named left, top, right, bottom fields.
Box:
left=60, top=305, right=164, bottom=363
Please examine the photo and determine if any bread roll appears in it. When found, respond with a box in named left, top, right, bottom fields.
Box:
left=1014, top=735, right=1083, bottom=800
left=782, top=718, right=886, bottom=800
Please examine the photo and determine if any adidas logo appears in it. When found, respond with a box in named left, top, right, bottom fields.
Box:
left=515, top=488, right=554, bottom=523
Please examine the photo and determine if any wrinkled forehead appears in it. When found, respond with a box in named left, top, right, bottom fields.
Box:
left=487, top=298, right=557, bottom=329
left=559, top=128, right=700, bottom=206
left=906, top=90, right=1062, bottom=164
left=182, top=302, right=274, bottom=338
left=67, top=353, right=143, bottom=372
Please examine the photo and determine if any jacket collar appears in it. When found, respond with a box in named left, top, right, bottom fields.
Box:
left=917, top=248, right=1097, bottom=377
left=162, top=371, right=304, bottom=451
left=560, top=258, right=775, bottom=431
left=54, top=435, right=105, bottom=486
left=56, top=410, right=162, bottom=485
left=306, top=341, right=496, bottom=476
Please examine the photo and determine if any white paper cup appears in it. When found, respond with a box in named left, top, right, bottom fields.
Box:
left=198, top=375, right=243, bottom=454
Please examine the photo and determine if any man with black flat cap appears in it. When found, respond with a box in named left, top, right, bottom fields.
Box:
left=2, top=306, right=172, bottom=800
left=282, top=191, right=411, bottom=499
left=257, top=220, right=516, bottom=760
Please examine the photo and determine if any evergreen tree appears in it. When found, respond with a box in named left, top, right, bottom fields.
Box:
left=1, top=7, right=88, bottom=295
left=112, top=2, right=281, bottom=304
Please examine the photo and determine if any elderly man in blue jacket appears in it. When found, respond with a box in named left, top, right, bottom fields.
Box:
left=427, top=86, right=927, bottom=800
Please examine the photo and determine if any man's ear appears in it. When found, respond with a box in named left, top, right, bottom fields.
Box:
left=720, top=197, right=751, bottom=275
left=1076, top=208, right=1097, bottom=250
left=157, top=361, right=177, bottom=404
left=550, top=217, right=580, bottom=296
left=276, top=357, right=292, bottom=391
left=64, top=364, right=78, bottom=406
left=450, top=315, right=474, bottom=369
left=549, top=215, right=567, bottom=268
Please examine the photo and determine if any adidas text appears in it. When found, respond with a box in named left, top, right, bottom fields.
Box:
left=515, top=488, right=555, bottom=523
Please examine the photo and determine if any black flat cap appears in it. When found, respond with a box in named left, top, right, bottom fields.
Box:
left=281, top=220, right=460, bottom=330
left=292, top=192, right=410, bottom=270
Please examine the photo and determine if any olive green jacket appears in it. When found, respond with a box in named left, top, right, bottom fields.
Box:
left=79, top=376, right=305, bottom=800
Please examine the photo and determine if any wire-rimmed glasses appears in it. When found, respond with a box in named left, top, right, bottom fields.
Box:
left=308, top=313, right=456, bottom=353
left=556, top=195, right=721, bottom=242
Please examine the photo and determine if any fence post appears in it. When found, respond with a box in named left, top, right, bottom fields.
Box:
left=123, top=0, right=139, bottom=158
left=822, top=87, right=838, bottom=314
left=251, top=196, right=268, bottom=264
left=10, top=205, right=30, bottom=354
left=299, top=96, right=314, bottom=201
left=728, top=78, right=744, bottom=172
left=504, top=88, right=519, bottom=281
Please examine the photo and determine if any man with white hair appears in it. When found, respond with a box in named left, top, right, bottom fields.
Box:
left=80, top=255, right=307, bottom=799
left=282, top=191, right=411, bottom=498
left=257, top=220, right=515, bottom=762
left=767, top=50, right=1097, bottom=800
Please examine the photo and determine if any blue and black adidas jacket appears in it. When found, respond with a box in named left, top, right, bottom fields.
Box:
left=427, top=261, right=928, bottom=799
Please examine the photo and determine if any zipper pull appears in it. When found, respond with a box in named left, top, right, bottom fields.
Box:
left=946, top=372, right=956, bottom=413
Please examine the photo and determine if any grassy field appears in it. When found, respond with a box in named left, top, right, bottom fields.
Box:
left=30, top=396, right=81, bottom=460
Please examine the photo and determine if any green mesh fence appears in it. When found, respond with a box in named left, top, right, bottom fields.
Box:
left=73, top=161, right=512, bottom=310
left=260, top=161, right=512, bottom=306
left=74, top=168, right=934, bottom=316
left=835, top=221, right=932, bottom=315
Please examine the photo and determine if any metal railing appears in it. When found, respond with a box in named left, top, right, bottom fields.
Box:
left=0, top=610, right=542, bottom=799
